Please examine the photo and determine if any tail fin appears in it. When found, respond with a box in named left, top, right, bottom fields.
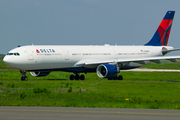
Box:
left=145, top=11, right=175, bottom=46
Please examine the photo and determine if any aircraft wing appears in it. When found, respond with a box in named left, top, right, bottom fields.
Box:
left=75, top=56, right=180, bottom=67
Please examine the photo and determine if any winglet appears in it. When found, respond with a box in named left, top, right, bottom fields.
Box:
left=145, top=11, right=175, bottom=46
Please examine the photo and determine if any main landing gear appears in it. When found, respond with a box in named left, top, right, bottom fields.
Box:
left=70, top=73, right=85, bottom=80
left=108, top=75, right=123, bottom=80
left=20, top=71, right=28, bottom=81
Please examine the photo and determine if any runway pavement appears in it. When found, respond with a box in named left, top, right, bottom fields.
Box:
left=0, top=106, right=180, bottom=120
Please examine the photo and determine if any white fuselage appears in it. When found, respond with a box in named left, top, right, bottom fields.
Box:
left=3, top=45, right=174, bottom=72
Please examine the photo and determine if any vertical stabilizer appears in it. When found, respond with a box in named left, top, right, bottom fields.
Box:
left=145, top=11, right=175, bottom=46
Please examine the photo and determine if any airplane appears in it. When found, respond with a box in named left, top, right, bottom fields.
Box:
left=3, top=11, right=180, bottom=81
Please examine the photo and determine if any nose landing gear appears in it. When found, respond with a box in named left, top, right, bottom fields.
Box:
left=20, top=71, right=28, bottom=81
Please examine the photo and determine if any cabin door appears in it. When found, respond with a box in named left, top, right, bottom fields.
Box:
left=27, top=50, right=34, bottom=61
left=63, top=49, right=69, bottom=61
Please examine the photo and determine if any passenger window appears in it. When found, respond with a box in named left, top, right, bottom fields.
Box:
left=9, top=53, right=13, bottom=55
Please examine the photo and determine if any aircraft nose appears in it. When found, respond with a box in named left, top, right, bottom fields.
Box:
left=3, top=55, right=18, bottom=69
left=3, top=54, right=25, bottom=70
left=3, top=55, right=17, bottom=67
left=3, top=55, right=11, bottom=65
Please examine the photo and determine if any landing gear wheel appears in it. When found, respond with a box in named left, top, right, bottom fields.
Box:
left=75, top=75, right=79, bottom=80
left=21, top=76, right=24, bottom=81
left=80, top=75, right=85, bottom=80
left=69, top=73, right=85, bottom=80
left=21, top=76, right=28, bottom=81
left=113, top=76, right=117, bottom=80
left=25, top=76, right=28, bottom=81
left=108, top=75, right=123, bottom=80
left=118, top=75, right=123, bottom=80
left=70, top=75, right=75, bottom=80
left=20, top=70, right=28, bottom=81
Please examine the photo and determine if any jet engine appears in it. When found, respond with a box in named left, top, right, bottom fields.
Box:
left=30, top=71, right=50, bottom=77
left=96, top=64, right=119, bottom=78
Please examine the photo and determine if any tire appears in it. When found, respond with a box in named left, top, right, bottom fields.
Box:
left=113, top=76, right=117, bottom=80
left=70, top=75, right=74, bottom=80
left=24, top=77, right=28, bottom=81
left=118, top=75, right=123, bottom=80
left=21, top=76, right=25, bottom=81
left=80, top=75, right=85, bottom=80
left=21, top=76, right=28, bottom=81
left=75, top=75, right=79, bottom=80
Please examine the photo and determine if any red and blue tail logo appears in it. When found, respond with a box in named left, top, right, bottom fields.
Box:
left=145, top=11, right=175, bottom=46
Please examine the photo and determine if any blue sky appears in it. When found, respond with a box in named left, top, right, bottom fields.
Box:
left=1, top=0, right=180, bottom=55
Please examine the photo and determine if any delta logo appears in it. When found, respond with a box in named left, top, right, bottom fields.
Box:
left=36, top=49, right=55, bottom=53
left=141, top=50, right=149, bottom=52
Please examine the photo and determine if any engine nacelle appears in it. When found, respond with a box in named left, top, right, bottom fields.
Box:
left=30, top=71, right=50, bottom=77
left=96, top=64, right=119, bottom=78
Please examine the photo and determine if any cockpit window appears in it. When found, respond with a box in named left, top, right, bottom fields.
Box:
left=7, top=53, right=20, bottom=56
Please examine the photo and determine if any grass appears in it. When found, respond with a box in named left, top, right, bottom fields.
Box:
left=1, top=70, right=180, bottom=81
left=1, top=78, right=180, bottom=109
left=1, top=62, right=180, bottom=109
left=0, top=54, right=5, bottom=62
left=140, top=60, right=180, bottom=69
left=0, top=62, right=13, bottom=70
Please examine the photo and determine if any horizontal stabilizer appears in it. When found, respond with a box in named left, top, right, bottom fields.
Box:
left=162, top=48, right=180, bottom=52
